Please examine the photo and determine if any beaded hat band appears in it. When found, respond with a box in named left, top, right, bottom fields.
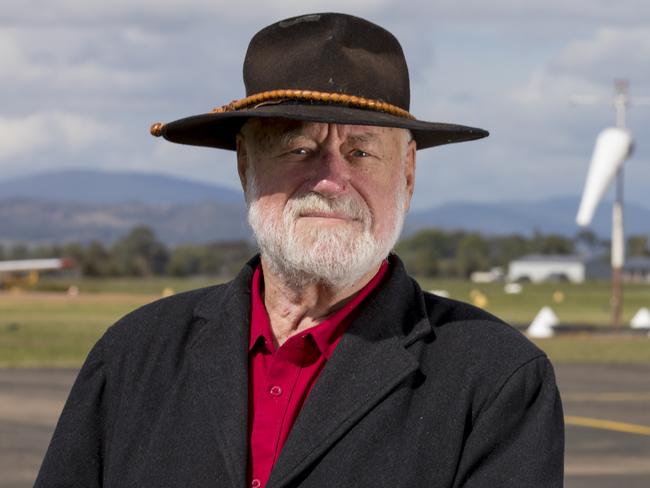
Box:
left=213, top=90, right=415, bottom=119
left=150, top=89, right=415, bottom=137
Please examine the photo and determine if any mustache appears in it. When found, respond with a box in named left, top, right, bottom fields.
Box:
left=286, top=193, right=370, bottom=222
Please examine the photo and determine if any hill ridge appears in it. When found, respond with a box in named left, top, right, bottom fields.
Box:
left=0, top=169, right=243, bottom=205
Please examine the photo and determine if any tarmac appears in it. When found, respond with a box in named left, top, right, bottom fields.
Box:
left=557, top=363, right=650, bottom=488
left=1, top=364, right=648, bottom=487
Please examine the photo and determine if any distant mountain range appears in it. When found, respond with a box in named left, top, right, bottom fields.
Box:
left=0, top=170, right=243, bottom=205
left=0, top=170, right=648, bottom=245
left=0, top=170, right=250, bottom=245
left=405, top=197, right=650, bottom=238
left=0, top=199, right=251, bottom=245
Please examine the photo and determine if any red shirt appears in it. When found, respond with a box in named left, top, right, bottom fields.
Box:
left=247, top=261, right=389, bottom=488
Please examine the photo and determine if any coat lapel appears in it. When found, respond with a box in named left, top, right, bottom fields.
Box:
left=189, top=261, right=256, bottom=488
left=267, top=258, right=433, bottom=488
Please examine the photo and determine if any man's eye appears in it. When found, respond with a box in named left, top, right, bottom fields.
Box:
left=290, top=148, right=310, bottom=155
left=350, top=149, right=370, bottom=158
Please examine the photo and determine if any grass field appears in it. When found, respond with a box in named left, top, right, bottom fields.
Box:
left=1, top=276, right=649, bottom=367
left=531, top=336, right=650, bottom=364
left=416, top=277, right=650, bottom=326
left=0, top=292, right=154, bottom=367
left=31, top=276, right=225, bottom=295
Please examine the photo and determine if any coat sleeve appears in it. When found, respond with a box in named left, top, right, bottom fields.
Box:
left=34, top=337, right=108, bottom=487
left=453, top=355, right=564, bottom=488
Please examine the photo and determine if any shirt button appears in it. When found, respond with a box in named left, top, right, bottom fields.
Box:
left=251, top=479, right=261, bottom=488
left=269, top=385, right=283, bottom=396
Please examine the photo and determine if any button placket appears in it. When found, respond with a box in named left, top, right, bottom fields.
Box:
left=250, top=335, right=316, bottom=487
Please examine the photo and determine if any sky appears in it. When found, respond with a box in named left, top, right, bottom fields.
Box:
left=2, top=0, right=650, bottom=210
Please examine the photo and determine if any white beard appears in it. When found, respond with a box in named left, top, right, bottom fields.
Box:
left=246, top=170, right=407, bottom=290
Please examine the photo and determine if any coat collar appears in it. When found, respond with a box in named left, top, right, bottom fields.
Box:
left=190, top=254, right=435, bottom=488
left=189, top=259, right=256, bottom=487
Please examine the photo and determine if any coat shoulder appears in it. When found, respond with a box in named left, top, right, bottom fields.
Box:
left=424, top=290, right=542, bottom=357
left=419, top=290, right=549, bottom=390
left=99, top=282, right=233, bottom=360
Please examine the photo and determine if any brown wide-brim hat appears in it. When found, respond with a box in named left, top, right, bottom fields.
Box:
left=151, top=12, right=489, bottom=151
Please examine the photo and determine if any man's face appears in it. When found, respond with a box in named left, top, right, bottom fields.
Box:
left=237, top=118, right=416, bottom=288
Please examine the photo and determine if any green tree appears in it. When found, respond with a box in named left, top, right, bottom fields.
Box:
left=575, top=229, right=603, bottom=254
left=111, top=226, right=168, bottom=276
left=167, top=245, right=203, bottom=277
left=201, top=241, right=255, bottom=276
left=396, top=229, right=444, bottom=276
left=82, top=241, right=115, bottom=276
left=529, top=232, right=574, bottom=255
left=455, top=233, right=490, bottom=278
left=488, top=234, right=529, bottom=267
left=61, top=243, right=86, bottom=273
left=9, top=244, right=30, bottom=260
left=167, top=241, right=255, bottom=277
left=395, top=228, right=466, bottom=277
left=627, top=235, right=649, bottom=257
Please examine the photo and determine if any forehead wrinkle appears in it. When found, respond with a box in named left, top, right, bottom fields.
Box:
left=251, top=120, right=313, bottom=153
left=244, top=119, right=408, bottom=158
left=278, top=127, right=309, bottom=147
left=346, top=132, right=382, bottom=145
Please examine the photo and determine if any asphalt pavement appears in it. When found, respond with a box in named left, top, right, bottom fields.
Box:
left=557, top=363, right=650, bottom=488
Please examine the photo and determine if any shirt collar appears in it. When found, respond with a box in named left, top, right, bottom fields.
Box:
left=249, top=260, right=390, bottom=358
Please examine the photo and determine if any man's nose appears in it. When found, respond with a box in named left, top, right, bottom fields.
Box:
left=311, top=150, right=350, bottom=197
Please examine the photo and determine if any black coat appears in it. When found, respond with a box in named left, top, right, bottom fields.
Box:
left=36, top=256, right=564, bottom=487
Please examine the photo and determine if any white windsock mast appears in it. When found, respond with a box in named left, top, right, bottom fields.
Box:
left=576, top=127, right=633, bottom=227
left=571, top=80, right=649, bottom=328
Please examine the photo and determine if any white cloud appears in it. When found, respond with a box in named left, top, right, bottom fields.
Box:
left=553, top=27, right=650, bottom=83
left=1, top=0, right=393, bottom=26
left=513, top=26, right=650, bottom=100
left=0, top=112, right=117, bottom=160
left=0, top=25, right=156, bottom=95
left=391, top=0, right=650, bottom=26
left=510, top=26, right=650, bottom=140
left=3, top=0, right=648, bottom=26
left=0, top=28, right=45, bottom=83
left=510, top=69, right=608, bottom=110
left=1, top=0, right=649, bottom=209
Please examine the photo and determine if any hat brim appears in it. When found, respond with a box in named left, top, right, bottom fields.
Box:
left=160, top=103, right=488, bottom=151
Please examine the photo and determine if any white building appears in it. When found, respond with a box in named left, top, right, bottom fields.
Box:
left=507, top=255, right=610, bottom=283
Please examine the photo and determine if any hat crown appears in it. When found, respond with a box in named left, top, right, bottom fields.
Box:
left=243, top=13, right=411, bottom=111
left=155, top=12, right=488, bottom=151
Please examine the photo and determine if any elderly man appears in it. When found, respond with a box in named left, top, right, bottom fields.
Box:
left=37, top=12, right=564, bottom=488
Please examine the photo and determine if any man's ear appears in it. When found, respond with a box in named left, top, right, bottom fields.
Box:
left=236, top=134, right=248, bottom=190
left=404, top=139, right=417, bottom=212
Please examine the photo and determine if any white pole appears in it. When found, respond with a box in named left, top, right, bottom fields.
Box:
left=611, top=80, right=628, bottom=328
left=572, top=80, right=650, bottom=327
